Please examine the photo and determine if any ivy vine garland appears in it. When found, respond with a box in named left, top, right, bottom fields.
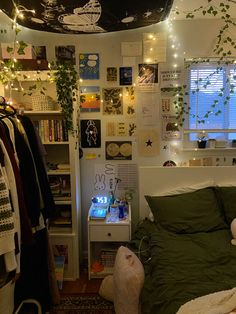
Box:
left=53, top=62, right=78, bottom=133
left=170, top=0, right=236, bottom=126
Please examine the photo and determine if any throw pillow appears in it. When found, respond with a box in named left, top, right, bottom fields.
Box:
left=113, top=246, right=145, bottom=314
left=145, top=187, right=227, bottom=233
left=99, top=275, right=114, bottom=302
left=215, top=186, right=236, bottom=224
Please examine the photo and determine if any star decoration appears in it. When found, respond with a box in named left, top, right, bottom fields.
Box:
left=146, top=139, right=152, bottom=146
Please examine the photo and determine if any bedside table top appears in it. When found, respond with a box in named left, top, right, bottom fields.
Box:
left=88, top=204, right=131, bottom=225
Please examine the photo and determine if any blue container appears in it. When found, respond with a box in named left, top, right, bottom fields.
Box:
left=118, top=204, right=124, bottom=219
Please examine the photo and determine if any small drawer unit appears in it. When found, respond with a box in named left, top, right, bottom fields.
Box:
left=87, top=204, right=131, bottom=279
left=89, top=225, right=130, bottom=242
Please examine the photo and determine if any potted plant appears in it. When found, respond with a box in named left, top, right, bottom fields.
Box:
left=197, top=131, right=208, bottom=148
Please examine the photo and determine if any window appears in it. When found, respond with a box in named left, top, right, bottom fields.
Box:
left=187, top=62, right=236, bottom=140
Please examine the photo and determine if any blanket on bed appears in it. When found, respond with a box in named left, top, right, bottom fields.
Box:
left=177, top=287, right=236, bottom=314
left=129, top=219, right=236, bottom=314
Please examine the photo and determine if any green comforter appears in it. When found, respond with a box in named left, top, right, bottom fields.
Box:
left=130, top=219, right=236, bottom=314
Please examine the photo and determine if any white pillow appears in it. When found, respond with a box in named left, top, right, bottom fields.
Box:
left=231, top=218, right=236, bottom=245
left=99, top=275, right=114, bottom=302
left=113, top=246, right=145, bottom=314
left=148, top=180, right=215, bottom=221
left=216, top=182, right=236, bottom=187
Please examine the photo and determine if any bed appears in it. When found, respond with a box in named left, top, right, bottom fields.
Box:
left=131, top=166, right=236, bottom=314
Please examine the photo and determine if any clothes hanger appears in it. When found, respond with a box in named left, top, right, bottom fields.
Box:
left=0, top=96, right=17, bottom=120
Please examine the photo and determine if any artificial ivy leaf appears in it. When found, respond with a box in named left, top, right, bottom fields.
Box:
left=15, top=28, right=21, bottom=35
left=6, top=46, right=13, bottom=53
left=17, top=41, right=28, bottom=55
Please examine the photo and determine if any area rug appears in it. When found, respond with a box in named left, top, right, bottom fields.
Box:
left=50, top=294, right=115, bottom=314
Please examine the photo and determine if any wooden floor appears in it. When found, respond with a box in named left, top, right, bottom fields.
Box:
left=60, top=267, right=103, bottom=295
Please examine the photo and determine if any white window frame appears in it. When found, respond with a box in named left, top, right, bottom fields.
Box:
left=183, top=60, right=236, bottom=145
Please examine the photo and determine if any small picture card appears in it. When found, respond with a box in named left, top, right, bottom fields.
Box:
left=80, top=119, right=101, bottom=148
left=102, top=88, right=123, bottom=115
left=105, top=141, right=132, bottom=160
left=55, top=45, right=76, bottom=65
left=138, top=129, right=160, bottom=157
left=137, top=63, right=158, bottom=86
left=80, top=86, right=100, bottom=112
left=162, top=115, right=182, bottom=140
left=33, top=46, right=47, bottom=60
left=79, top=53, right=99, bottom=80
left=107, top=67, right=117, bottom=81
left=119, top=67, right=132, bottom=85
left=160, top=69, right=182, bottom=88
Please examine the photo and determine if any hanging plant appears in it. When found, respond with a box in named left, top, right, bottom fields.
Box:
left=53, top=61, right=79, bottom=133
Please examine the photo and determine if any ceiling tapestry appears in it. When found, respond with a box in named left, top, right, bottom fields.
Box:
left=0, top=0, right=174, bottom=34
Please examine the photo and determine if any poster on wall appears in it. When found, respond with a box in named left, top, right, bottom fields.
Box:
left=123, top=86, right=136, bottom=118
left=161, top=97, right=176, bottom=115
left=33, top=45, right=47, bottom=60
left=105, top=141, right=132, bottom=160
left=80, top=119, right=101, bottom=148
left=161, top=115, right=182, bottom=140
left=55, top=45, right=76, bottom=65
left=119, top=67, right=132, bottom=85
left=160, top=69, right=182, bottom=88
left=137, top=63, right=158, bottom=88
left=121, top=41, right=142, bottom=56
left=106, top=67, right=117, bottom=81
left=128, top=123, right=137, bottom=136
left=80, top=86, right=100, bottom=112
left=102, top=88, right=123, bottom=115
left=94, top=163, right=116, bottom=191
left=79, top=53, right=99, bottom=80
left=138, top=92, right=159, bottom=126
left=138, top=129, right=160, bottom=157
left=143, top=32, right=167, bottom=63
left=106, top=122, right=136, bottom=137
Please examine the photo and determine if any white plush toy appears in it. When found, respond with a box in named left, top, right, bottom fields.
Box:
left=231, top=218, right=236, bottom=245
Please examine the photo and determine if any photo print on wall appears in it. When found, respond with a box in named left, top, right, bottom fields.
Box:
left=160, top=68, right=182, bottom=88
left=161, top=115, right=182, bottom=140
left=105, top=141, right=132, bottom=160
left=80, top=86, right=100, bottom=112
left=107, top=67, right=117, bottom=81
left=137, top=63, right=158, bottom=86
left=80, top=119, right=101, bottom=148
left=102, top=87, right=123, bottom=115
left=138, top=129, right=160, bottom=157
left=33, top=45, right=47, bottom=60
left=119, top=67, right=132, bottom=85
left=55, top=45, right=76, bottom=64
left=123, top=86, right=136, bottom=118
left=79, top=53, right=99, bottom=80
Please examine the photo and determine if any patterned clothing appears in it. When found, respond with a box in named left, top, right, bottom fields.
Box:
left=0, top=165, right=14, bottom=256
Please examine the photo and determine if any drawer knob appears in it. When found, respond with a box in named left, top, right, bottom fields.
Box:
left=107, top=232, right=111, bottom=236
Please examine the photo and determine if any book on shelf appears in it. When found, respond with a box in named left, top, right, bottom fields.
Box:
left=34, top=119, right=68, bottom=142
left=50, top=217, right=72, bottom=229
left=53, top=195, right=71, bottom=201
left=54, top=255, right=65, bottom=290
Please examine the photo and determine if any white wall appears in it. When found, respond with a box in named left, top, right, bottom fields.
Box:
left=1, top=13, right=235, bottom=257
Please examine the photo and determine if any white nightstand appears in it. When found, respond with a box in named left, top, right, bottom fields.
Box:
left=87, top=204, right=131, bottom=279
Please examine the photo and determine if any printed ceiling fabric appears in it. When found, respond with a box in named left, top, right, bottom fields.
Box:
left=0, top=0, right=174, bottom=34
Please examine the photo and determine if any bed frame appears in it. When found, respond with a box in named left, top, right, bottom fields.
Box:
left=139, top=166, right=236, bottom=219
